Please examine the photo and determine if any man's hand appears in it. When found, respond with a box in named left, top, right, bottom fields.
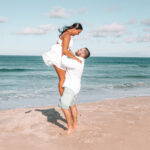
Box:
left=76, top=57, right=82, bottom=63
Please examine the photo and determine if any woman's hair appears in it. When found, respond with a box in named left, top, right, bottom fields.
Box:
left=58, top=23, right=83, bottom=37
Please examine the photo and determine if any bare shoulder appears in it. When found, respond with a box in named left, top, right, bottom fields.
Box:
left=61, top=32, right=71, bottom=40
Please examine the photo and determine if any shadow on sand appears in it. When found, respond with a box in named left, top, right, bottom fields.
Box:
left=35, top=108, right=67, bottom=130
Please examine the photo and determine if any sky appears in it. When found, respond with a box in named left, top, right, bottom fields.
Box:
left=0, top=0, right=150, bottom=57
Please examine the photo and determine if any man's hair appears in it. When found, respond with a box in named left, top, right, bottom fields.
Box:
left=84, top=48, right=90, bottom=59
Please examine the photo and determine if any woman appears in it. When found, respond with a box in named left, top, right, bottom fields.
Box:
left=42, top=23, right=83, bottom=96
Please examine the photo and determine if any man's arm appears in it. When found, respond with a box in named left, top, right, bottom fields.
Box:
left=61, top=56, right=80, bottom=69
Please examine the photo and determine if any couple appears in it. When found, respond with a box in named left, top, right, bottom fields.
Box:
left=42, top=23, right=90, bottom=134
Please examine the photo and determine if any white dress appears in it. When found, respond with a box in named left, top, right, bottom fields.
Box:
left=42, top=37, right=73, bottom=70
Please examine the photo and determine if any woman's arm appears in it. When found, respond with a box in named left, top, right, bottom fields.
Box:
left=61, top=34, right=82, bottom=63
left=68, top=49, right=74, bottom=56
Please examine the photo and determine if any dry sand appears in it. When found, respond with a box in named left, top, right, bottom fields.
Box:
left=0, top=96, right=150, bottom=150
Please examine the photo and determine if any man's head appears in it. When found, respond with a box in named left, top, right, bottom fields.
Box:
left=75, top=48, right=90, bottom=59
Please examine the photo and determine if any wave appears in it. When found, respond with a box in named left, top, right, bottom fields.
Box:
left=84, top=82, right=150, bottom=91
left=124, top=75, right=150, bottom=79
left=113, top=82, right=146, bottom=89
left=138, top=65, right=150, bottom=68
left=115, top=82, right=149, bottom=88
left=83, top=74, right=150, bottom=79
left=0, top=68, right=36, bottom=72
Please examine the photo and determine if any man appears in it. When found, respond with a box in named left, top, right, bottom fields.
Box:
left=58, top=47, right=90, bottom=134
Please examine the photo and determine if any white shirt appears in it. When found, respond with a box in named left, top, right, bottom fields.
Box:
left=61, top=56, right=85, bottom=95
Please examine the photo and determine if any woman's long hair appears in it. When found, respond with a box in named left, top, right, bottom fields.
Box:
left=58, top=23, right=83, bottom=37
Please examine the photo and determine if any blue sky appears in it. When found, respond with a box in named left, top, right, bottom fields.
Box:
left=0, top=0, right=150, bottom=57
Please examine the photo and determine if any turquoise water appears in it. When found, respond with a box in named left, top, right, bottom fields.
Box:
left=0, top=55, right=150, bottom=110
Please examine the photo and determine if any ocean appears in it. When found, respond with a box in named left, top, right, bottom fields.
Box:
left=0, top=55, right=150, bottom=110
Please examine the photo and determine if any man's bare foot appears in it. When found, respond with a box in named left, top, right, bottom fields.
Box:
left=59, top=127, right=74, bottom=136
left=73, top=123, right=78, bottom=129
left=67, top=126, right=74, bottom=134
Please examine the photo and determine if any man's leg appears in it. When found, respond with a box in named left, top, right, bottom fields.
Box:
left=70, top=104, right=78, bottom=129
left=61, top=108, right=73, bottom=134
left=58, top=88, right=75, bottom=134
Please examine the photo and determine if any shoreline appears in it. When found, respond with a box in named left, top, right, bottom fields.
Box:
left=0, top=96, right=150, bottom=150
left=1, top=95, right=150, bottom=111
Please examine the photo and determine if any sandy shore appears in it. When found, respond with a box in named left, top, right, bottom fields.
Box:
left=0, top=96, right=150, bottom=150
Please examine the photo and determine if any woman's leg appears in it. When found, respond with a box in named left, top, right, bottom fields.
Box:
left=53, top=65, right=66, bottom=96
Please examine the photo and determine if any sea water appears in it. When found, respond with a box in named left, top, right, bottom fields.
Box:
left=0, top=55, right=150, bottom=110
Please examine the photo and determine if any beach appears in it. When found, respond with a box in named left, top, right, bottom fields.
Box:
left=0, top=96, right=150, bottom=150
left=1, top=0, right=150, bottom=149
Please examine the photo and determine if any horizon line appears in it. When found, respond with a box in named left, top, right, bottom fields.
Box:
left=0, top=54, right=150, bottom=58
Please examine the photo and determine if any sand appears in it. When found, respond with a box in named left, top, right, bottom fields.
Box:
left=0, top=96, right=150, bottom=150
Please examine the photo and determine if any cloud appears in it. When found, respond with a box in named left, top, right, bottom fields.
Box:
left=47, top=7, right=88, bottom=19
left=136, top=34, right=150, bottom=42
left=0, top=17, right=6, bottom=23
left=124, top=37, right=136, bottom=43
left=110, top=39, right=120, bottom=44
left=127, top=18, right=137, bottom=24
left=144, top=28, right=150, bottom=32
left=14, top=24, right=57, bottom=35
left=141, top=17, right=150, bottom=26
left=105, top=6, right=121, bottom=13
left=125, top=34, right=150, bottom=43
left=90, top=23, right=126, bottom=37
left=48, top=7, right=69, bottom=19
left=70, top=7, right=88, bottom=14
